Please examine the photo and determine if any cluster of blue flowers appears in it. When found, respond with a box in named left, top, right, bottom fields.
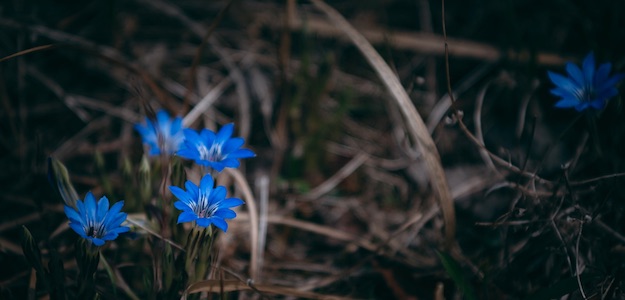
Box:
left=136, top=111, right=254, bottom=231
left=64, top=110, right=254, bottom=246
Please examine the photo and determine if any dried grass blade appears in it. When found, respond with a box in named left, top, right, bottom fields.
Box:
left=305, top=152, right=368, bottom=200
left=309, top=0, right=456, bottom=248
left=224, top=168, right=260, bottom=282
left=182, top=78, right=232, bottom=127
left=0, top=44, right=56, bottom=63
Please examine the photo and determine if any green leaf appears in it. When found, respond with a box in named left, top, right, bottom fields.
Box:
left=47, top=157, right=79, bottom=208
left=98, top=252, right=140, bottom=300
left=75, top=240, right=100, bottom=299
left=99, top=252, right=118, bottom=299
left=21, top=226, right=45, bottom=276
left=163, top=243, right=174, bottom=291
left=436, top=250, right=478, bottom=300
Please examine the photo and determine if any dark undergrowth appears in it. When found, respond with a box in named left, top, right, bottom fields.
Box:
left=1, top=0, right=625, bottom=299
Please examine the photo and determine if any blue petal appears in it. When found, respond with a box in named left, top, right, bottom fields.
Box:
left=64, top=206, right=84, bottom=224
left=69, top=222, right=87, bottom=238
left=170, top=118, right=184, bottom=150
left=199, top=174, right=215, bottom=193
left=223, top=158, right=241, bottom=168
left=220, top=197, right=245, bottom=208
left=103, top=227, right=129, bottom=240
left=149, top=147, right=161, bottom=156
left=195, top=159, right=213, bottom=167
left=91, top=238, right=105, bottom=247
left=214, top=209, right=236, bottom=219
left=602, top=73, right=625, bottom=90
left=170, top=117, right=183, bottom=136
left=550, top=89, right=578, bottom=101
left=178, top=211, right=197, bottom=223
left=221, top=138, right=245, bottom=154
left=76, top=198, right=86, bottom=215
left=109, top=225, right=130, bottom=234
left=84, top=192, right=97, bottom=223
left=102, top=232, right=119, bottom=241
left=103, top=201, right=125, bottom=226
left=170, top=186, right=194, bottom=206
left=210, top=186, right=227, bottom=204
left=599, top=88, right=618, bottom=99
left=215, top=123, right=234, bottom=144
left=199, top=129, right=216, bottom=146
left=575, top=102, right=591, bottom=111
left=227, top=149, right=256, bottom=159
left=589, top=99, right=606, bottom=110
left=554, top=98, right=580, bottom=108
left=210, top=161, right=227, bottom=172
left=134, top=124, right=150, bottom=139
left=565, top=62, right=585, bottom=87
left=211, top=218, right=228, bottom=232
left=156, top=110, right=171, bottom=130
left=196, top=218, right=211, bottom=228
left=185, top=180, right=199, bottom=201
left=106, top=212, right=128, bottom=230
left=174, top=201, right=192, bottom=211
left=96, top=196, right=109, bottom=222
left=177, top=148, right=200, bottom=160
left=582, top=52, right=596, bottom=84
left=183, top=129, right=204, bottom=149
left=548, top=71, right=580, bottom=91
left=594, top=63, right=612, bottom=86
left=108, top=200, right=125, bottom=216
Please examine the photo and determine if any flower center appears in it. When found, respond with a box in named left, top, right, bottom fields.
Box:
left=197, top=204, right=218, bottom=218
left=158, top=133, right=169, bottom=153
left=199, top=144, right=223, bottom=162
left=86, top=223, right=103, bottom=238
left=577, top=84, right=596, bottom=102
left=194, top=194, right=219, bottom=218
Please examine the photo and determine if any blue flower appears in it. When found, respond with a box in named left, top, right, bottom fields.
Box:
left=64, top=192, right=130, bottom=246
left=548, top=52, right=624, bottom=111
left=135, top=110, right=185, bottom=156
left=169, top=174, right=244, bottom=232
left=177, top=123, right=255, bottom=172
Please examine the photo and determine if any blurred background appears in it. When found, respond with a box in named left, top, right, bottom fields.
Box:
left=2, top=0, right=625, bottom=299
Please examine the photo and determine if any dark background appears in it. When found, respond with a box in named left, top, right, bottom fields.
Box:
left=1, top=0, right=625, bottom=299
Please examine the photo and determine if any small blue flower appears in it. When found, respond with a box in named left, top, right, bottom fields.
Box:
left=169, top=174, right=244, bottom=232
left=135, top=110, right=185, bottom=156
left=548, top=52, right=624, bottom=111
left=177, top=123, right=255, bottom=172
left=64, top=192, right=130, bottom=246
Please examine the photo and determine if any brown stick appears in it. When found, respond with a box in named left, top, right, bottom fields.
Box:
left=257, top=10, right=567, bottom=66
